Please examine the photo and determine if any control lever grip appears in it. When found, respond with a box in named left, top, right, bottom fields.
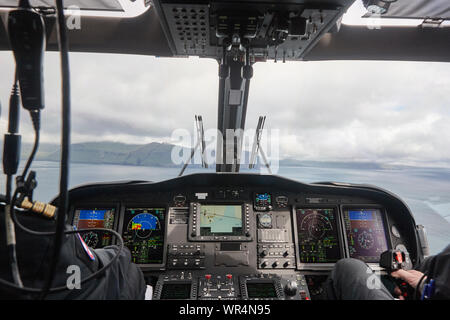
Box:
left=379, top=249, right=414, bottom=300
left=393, top=278, right=415, bottom=300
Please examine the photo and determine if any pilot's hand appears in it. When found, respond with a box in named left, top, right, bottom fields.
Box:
left=390, top=269, right=425, bottom=300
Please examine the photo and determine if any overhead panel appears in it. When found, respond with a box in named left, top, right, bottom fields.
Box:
left=155, top=0, right=356, bottom=61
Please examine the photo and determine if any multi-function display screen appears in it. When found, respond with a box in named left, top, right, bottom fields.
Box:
left=246, top=282, right=278, bottom=298
left=296, top=208, right=341, bottom=263
left=199, top=205, right=243, bottom=236
left=343, top=209, right=388, bottom=262
left=73, top=208, right=115, bottom=248
left=122, top=207, right=166, bottom=265
left=160, top=283, right=192, bottom=300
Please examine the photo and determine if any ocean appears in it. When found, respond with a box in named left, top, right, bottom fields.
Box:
left=2, top=161, right=449, bottom=255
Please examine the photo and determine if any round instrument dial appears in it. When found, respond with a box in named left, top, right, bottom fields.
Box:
left=258, top=213, right=272, bottom=228
left=300, top=213, right=332, bottom=240
left=358, top=231, right=374, bottom=249
left=82, top=232, right=99, bottom=248
left=127, top=213, right=160, bottom=240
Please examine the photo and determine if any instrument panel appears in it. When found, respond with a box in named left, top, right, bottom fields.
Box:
left=64, top=173, right=421, bottom=300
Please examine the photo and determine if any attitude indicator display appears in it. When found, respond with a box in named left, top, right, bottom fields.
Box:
left=73, top=208, right=115, bottom=248
left=122, top=207, right=166, bottom=265
left=343, top=209, right=388, bottom=262
left=296, top=208, right=341, bottom=263
left=254, top=193, right=272, bottom=211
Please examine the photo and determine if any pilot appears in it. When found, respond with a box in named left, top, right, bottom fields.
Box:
left=323, top=245, right=450, bottom=300
left=0, top=207, right=147, bottom=299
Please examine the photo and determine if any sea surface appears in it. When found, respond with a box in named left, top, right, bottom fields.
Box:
left=2, top=161, right=449, bottom=255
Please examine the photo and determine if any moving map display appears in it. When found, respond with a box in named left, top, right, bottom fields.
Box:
left=122, top=207, right=166, bottom=264
left=73, top=208, right=115, bottom=248
left=343, top=209, right=388, bottom=262
left=199, top=205, right=243, bottom=236
left=296, top=208, right=341, bottom=263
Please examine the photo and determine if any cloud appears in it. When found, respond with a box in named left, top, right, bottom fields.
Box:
left=1, top=51, right=450, bottom=166
left=248, top=60, right=450, bottom=166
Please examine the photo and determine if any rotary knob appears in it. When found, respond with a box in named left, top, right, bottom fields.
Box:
left=284, top=280, right=298, bottom=296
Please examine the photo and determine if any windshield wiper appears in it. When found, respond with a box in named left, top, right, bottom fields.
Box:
left=178, top=115, right=207, bottom=177
left=249, top=116, right=272, bottom=174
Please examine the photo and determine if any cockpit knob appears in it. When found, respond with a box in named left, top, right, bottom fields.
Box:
left=205, top=274, right=212, bottom=286
left=261, top=250, right=268, bottom=257
left=272, top=260, right=279, bottom=268
left=284, top=280, right=298, bottom=296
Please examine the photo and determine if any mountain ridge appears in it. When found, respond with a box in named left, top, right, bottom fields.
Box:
left=3, top=141, right=445, bottom=170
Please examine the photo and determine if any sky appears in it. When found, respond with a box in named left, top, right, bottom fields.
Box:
left=0, top=2, right=450, bottom=168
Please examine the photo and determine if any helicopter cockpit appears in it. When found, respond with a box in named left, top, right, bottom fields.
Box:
left=0, top=0, right=449, bottom=302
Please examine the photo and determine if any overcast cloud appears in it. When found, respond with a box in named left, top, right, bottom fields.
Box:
left=1, top=50, right=450, bottom=167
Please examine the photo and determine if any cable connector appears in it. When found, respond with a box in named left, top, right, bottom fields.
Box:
left=19, top=197, right=57, bottom=219
left=29, top=110, right=40, bottom=132
left=16, top=170, right=37, bottom=201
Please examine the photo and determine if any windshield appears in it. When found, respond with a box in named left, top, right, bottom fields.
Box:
left=0, top=51, right=449, bottom=255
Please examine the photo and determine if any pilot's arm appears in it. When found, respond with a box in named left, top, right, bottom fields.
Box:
left=391, top=244, right=450, bottom=300
left=51, top=235, right=147, bottom=300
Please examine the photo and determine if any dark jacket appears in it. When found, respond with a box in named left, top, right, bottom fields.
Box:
left=417, top=244, right=450, bottom=300
left=0, top=209, right=146, bottom=299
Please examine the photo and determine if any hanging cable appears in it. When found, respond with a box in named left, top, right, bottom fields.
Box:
left=3, top=70, right=23, bottom=287
left=39, top=0, right=71, bottom=300
left=19, top=112, right=40, bottom=181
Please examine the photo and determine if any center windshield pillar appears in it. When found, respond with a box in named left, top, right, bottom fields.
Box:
left=216, top=40, right=253, bottom=173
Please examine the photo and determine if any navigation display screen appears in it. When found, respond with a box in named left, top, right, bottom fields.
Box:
left=199, top=205, right=243, bottom=236
left=160, top=283, right=192, bottom=300
left=296, top=208, right=341, bottom=263
left=122, top=207, right=166, bottom=265
left=343, top=209, right=388, bottom=262
left=246, top=282, right=278, bottom=298
left=73, top=208, right=115, bottom=248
